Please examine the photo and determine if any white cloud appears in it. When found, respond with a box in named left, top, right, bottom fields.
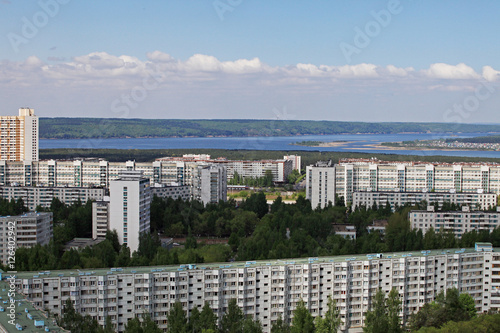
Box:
left=385, top=65, right=413, bottom=77
left=422, top=63, right=480, bottom=79
left=2, top=53, right=500, bottom=121
left=146, top=51, right=175, bottom=63
left=482, top=66, right=500, bottom=82
left=336, top=63, right=379, bottom=78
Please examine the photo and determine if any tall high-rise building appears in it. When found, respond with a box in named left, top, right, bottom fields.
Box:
left=193, top=165, right=227, bottom=205
left=0, top=108, right=38, bottom=162
left=109, top=171, right=151, bottom=253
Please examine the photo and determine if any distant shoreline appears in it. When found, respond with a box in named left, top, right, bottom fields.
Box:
left=352, top=144, right=476, bottom=152
left=291, top=140, right=356, bottom=147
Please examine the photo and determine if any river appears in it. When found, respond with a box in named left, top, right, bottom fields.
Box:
left=40, top=133, right=500, bottom=158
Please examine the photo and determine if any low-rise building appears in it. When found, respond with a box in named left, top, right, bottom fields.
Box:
left=332, top=224, right=356, bottom=239
left=0, top=186, right=106, bottom=211
left=352, top=191, right=497, bottom=211
left=409, top=207, right=500, bottom=237
left=151, top=184, right=191, bottom=201
left=0, top=212, right=52, bottom=265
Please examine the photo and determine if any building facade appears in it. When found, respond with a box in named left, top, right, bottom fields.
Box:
left=409, top=207, right=500, bottom=237
left=0, top=212, right=52, bottom=265
left=284, top=155, right=302, bottom=172
left=192, top=165, right=227, bottom=205
left=306, top=161, right=336, bottom=209
left=352, top=191, right=497, bottom=211
left=92, top=200, right=110, bottom=239
left=109, top=171, right=151, bottom=253
left=0, top=108, right=38, bottom=162
left=306, top=159, right=500, bottom=205
left=157, top=155, right=294, bottom=183
left=12, top=245, right=500, bottom=332
left=0, top=186, right=106, bottom=211
left=151, top=184, right=191, bottom=201
left=92, top=185, right=191, bottom=240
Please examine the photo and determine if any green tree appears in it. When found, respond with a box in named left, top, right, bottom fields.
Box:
left=459, top=293, right=477, bottom=319
left=102, top=316, right=115, bottom=333
left=166, top=301, right=187, bottom=333
left=124, top=313, right=162, bottom=333
left=291, top=299, right=315, bottom=333
left=271, top=316, right=290, bottom=333
left=199, top=302, right=218, bottom=331
left=188, top=306, right=201, bottom=333
left=220, top=298, right=245, bottom=333
left=242, top=316, right=263, bottom=333
left=185, top=227, right=198, bottom=249
left=387, top=288, right=403, bottom=333
left=364, top=289, right=389, bottom=333
left=314, top=296, right=341, bottom=333
left=58, top=298, right=101, bottom=333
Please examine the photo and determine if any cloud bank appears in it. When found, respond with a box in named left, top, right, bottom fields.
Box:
left=0, top=52, right=499, bottom=122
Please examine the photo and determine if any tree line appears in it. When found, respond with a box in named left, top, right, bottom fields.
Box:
left=12, top=193, right=500, bottom=272
left=39, top=117, right=500, bottom=139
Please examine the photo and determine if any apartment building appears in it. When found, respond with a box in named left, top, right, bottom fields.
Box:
left=306, top=159, right=500, bottom=205
left=12, top=244, right=500, bottom=332
left=306, top=161, right=336, bottom=209
left=409, top=207, right=500, bottom=237
left=151, top=184, right=191, bottom=202
left=0, top=107, right=38, bottom=162
left=0, top=212, right=52, bottom=265
left=284, top=155, right=302, bottom=172
left=92, top=185, right=190, bottom=239
left=157, top=155, right=294, bottom=183
left=192, top=165, right=227, bottom=205
left=352, top=191, right=497, bottom=211
left=92, top=200, right=110, bottom=239
left=0, top=186, right=106, bottom=211
left=109, top=171, right=151, bottom=253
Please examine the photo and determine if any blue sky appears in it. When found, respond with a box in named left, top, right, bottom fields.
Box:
left=1, top=0, right=499, bottom=122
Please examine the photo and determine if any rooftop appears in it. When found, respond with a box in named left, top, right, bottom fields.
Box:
left=10, top=246, right=496, bottom=280
left=0, top=280, right=64, bottom=332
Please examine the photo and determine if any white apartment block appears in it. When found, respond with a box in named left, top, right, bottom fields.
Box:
left=109, top=171, right=151, bottom=253
left=284, top=155, right=301, bottom=172
left=0, top=186, right=106, bottom=211
left=0, top=158, right=291, bottom=195
left=157, top=155, right=294, bottom=183
left=12, top=245, right=500, bottom=332
left=151, top=184, right=191, bottom=201
left=92, top=200, right=110, bottom=239
left=0, top=212, right=52, bottom=265
left=409, top=207, right=500, bottom=237
left=0, top=107, right=38, bottom=162
left=192, top=165, right=227, bottom=205
left=0, top=159, right=214, bottom=190
left=92, top=185, right=190, bottom=239
left=306, top=161, right=336, bottom=209
left=352, top=191, right=497, bottom=211
left=306, top=158, right=500, bottom=205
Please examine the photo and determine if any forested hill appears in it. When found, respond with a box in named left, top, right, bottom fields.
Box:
left=39, top=118, right=500, bottom=139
